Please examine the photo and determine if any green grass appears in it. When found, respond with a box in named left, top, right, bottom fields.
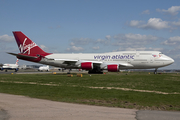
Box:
left=0, top=72, right=180, bottom=111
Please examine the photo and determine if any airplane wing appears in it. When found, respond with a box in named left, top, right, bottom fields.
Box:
left=118, top=62, right=133, bottom=67
left=54, top=59, right=133, bottom=69
left=49, top=59, right=78, bottom=65
left=53, top=59, right=102, bottom=65
left=52, top=58, right=133, bottom=67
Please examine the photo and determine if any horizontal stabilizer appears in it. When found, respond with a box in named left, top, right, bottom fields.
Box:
left=7, top=52, right=38, bottom=59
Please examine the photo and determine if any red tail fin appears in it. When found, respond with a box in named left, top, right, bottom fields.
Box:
left=15, top=59, right=19, bottom=65
left=13, top=31, right=49, bottom=56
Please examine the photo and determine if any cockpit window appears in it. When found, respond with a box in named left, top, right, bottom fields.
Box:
left=159, top=53, right=163, bottom=57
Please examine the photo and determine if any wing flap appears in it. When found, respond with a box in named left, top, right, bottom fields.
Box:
left=119, top=63, right=133, bottom=67
left=53, top=59, right=103, bottom=65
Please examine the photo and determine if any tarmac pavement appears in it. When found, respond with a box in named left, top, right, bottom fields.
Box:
left=0, top=93, right=136, bottom=120
left=136, top=110, right=180, bottom=120
left=1, top=93, right=180, bottom=120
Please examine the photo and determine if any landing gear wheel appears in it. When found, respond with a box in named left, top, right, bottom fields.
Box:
left=154, top=68, right=158, bottom=74
left=88, top=69, right=103, bottom=74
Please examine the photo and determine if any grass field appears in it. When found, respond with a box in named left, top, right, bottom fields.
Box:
left=0, top=72, right=180, bottom=111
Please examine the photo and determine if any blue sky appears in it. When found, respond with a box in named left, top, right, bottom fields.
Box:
left=0, top=0, right=180, bottom=69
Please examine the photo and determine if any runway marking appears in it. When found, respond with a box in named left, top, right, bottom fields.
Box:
left=0, top=80, right=179, bottom=95
left=0, top=80, right=59, bottom=86
left=88, top=86, right=180, bottom=95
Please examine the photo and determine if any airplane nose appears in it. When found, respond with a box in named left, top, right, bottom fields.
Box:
left=167, top=57, right=174, bottom=65
left=161, top=55, right=174, bottom=66
left=170, top=58, right=174, bottom=64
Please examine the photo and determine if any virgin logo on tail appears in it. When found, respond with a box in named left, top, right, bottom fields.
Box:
left=19, top=38, right=37, bottom=55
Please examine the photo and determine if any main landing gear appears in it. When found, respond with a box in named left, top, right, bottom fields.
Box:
left=67, top=69, right=72, bottom=74
left=88, top=69, right=103, bottom=74
left=154, top=68, right=158, bottom=74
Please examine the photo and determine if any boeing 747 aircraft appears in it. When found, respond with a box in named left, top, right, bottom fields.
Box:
left=8, top=31, right=174, bottom=74
left=0, top=59, right=19, bottom=72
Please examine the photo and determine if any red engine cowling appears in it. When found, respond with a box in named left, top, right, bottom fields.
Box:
left=81, top=62, right=93, bottom=70
left=107, top=64, right=119, bottom=72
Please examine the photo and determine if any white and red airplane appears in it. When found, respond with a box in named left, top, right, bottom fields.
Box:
left=8, top=31, right=174, bottom=74
left=0, top=59, right=19, bottom=72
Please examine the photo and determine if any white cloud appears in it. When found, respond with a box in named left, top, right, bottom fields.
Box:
left=125, top=47, right=144, bottom=51
left=105, top=35, right=111, bottom=40
left=70, top=42, right=75, bottom=46
left=141, top=10, right=150, bottom=14
left=153, top=48, right=164, bottom=51
left=66, top=46, right=84, bottom=52
left=92, top=46, right=99, bottom=50
left=114, top=33, right=158, bottom=41
left=143, top=18, right=170, bottom=30
left=113, top=33, right=158, bottom=50
left=162, top=36, right=180, bottom=45
left=40, top=45, right=48, bottom=51
left=129, top=20, right=143, bottom=27
left=115, top=47, right=163, bottom=52
left=0, top=34, right=14, bottom=42
left=168, top=36, right=180, bottom=42
left=70, top=38, right=93, bottom=45
left=129, top=18, right=170, bottom=30
left=157, top=6, right=180, bottom=15
left=69, top=35, right=112, bottom=46
left=96, top=39, right=103, bottom=43
left=172, top=19, right=180, bottom=26
left=95, top=39, right=109, bottom=44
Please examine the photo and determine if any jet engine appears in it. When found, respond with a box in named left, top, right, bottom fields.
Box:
left=107, top=64, right=119, bottom=72
left=81, top=62, right=93, bottom=70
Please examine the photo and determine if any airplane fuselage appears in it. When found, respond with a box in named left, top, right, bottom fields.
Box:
left=1, top=64, right=19, bottom=72
left=39, top=51, right=174, bottom=70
